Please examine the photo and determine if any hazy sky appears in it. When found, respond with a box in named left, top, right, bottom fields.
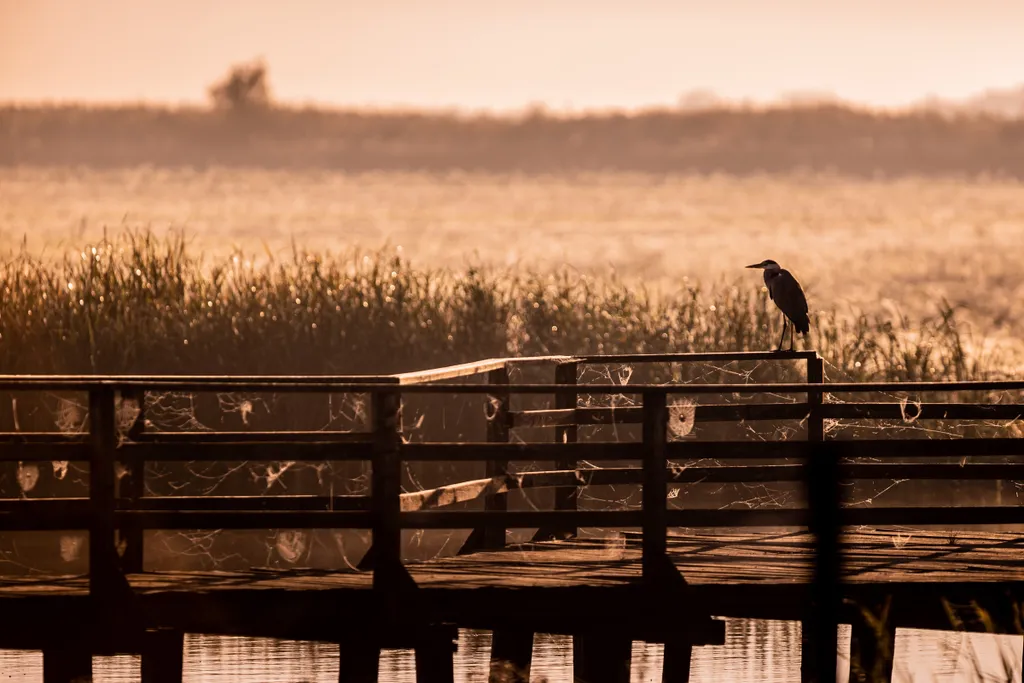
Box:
left=2, top=0, right=1022, bottom=111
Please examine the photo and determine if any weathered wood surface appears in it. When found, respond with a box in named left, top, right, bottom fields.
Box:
left=391, top=355, right=576, bottom=385
left=3, top=528, right=1024, bottom=598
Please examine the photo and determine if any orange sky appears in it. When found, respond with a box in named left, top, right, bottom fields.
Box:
left=1, top=0, right=1022, bottom=111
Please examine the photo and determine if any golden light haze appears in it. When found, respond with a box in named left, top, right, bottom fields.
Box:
left=2, top=0, right=1023, bottom=111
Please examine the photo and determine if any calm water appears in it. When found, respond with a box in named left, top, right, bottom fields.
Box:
left=2, top=620, right=1020, bottom=683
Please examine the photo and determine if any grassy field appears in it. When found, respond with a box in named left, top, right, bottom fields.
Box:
left=3, top=166, right=1023, bottom=368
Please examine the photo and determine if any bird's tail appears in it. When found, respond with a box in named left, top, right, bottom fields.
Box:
left=794, top=313, right=810, bottom=335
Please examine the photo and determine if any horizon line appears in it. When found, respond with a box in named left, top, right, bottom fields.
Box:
left=2, top=87, right=1022, bottom=119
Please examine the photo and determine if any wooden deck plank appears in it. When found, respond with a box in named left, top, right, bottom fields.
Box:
left=3, top=528, right=1024, bottom=597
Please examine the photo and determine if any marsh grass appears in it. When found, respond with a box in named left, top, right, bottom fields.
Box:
left=0, top=229, right=1005, bottom=382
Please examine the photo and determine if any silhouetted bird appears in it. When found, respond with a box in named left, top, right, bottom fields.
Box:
left=746, top=259, right=810, bottom=351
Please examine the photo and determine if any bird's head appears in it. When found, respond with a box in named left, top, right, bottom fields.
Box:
left=746, top=259, right=781, bottom=271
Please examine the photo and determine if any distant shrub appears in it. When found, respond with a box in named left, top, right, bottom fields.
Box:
left=208, top=58, right=272, bottom=112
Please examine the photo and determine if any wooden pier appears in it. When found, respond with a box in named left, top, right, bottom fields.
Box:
left=1, top=351, right=1024, bottom=683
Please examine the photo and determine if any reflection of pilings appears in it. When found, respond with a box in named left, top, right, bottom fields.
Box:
left=42, top=642, right=92, bottom=683
left=573, top=632, right=632, bottom=683
left=661, top=639, right=694, bottom=683
left=413, top=628, right=458, bottom=683
left=140, top=629, right=185, bottom=683
left=847, top=596, right=896, bottom=683
left=338, top=635, right=380, bottom=683
left=489, top=629, right=533, bottom=683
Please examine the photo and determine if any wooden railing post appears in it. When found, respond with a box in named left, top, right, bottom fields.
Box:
left=89, top=386, right=120, bottom=605
left=803, top=354, right=839, bottom=683
left=484, top=367, right=511, bottom=549
left=807, top=353, right=824, bottom=443
left=642, top=390, right=668, bottom=586
left=457, top=366, right=511, bottom=555
left=372, top=390, right=403, bottom=601
left=534, top=361, right=579, bottom=542
left=120, top=387, right=146, bottom=573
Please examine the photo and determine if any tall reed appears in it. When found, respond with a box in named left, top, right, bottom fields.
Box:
left=0, top=229, right=1003, bottom=382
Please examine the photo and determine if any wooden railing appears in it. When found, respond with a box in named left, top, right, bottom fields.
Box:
left=2, top=351, right=1024, bottom=683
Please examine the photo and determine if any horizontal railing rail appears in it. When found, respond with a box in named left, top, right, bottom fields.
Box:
left=7, top=458, right=1023, bottom=516
left=2, top=436, right=1022, bottom=463
left=511, top=402, right=1024, bottom=428
left=1, top=378, right=1023, bottom=393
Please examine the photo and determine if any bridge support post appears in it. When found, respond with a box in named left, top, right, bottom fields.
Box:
left=338, top=636, right=381, bottom=683
left=140, top=628, right=184, bottom=683
left=533, top=361, right=579, bottom=542
left=42, top=643, right=92, bottom=683
left=489, top=629, right=533, bottom=683
left=573, top=633, right=632, bottom=683
left=414, top=627, right=457, bottom=683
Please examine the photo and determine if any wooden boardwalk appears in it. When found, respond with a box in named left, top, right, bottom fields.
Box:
left=1, top=351, right=1024, bottom=683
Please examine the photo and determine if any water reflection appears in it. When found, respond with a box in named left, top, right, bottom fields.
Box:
left=1, top=620, right=1020, bottom=682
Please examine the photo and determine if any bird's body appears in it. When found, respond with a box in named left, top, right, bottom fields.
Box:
left=746, top=259, right=809, bottom=351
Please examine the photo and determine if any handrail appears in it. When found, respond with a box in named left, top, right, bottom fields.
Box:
left=0, top=351, right=807, bottom=389
left=390, top=355, right=578, bottom=385
left=0, top=378, right=1022, bottom=393
left=572, top=350, right=818, bottom=363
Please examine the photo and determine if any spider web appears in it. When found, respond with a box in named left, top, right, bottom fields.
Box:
left=0, top=387, right=374, bottom=574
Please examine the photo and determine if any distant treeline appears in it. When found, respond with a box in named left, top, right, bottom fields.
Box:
left=3, top=104, right=1024, bottom=177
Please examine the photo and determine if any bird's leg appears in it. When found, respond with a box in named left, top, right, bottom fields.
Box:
left=776, top=317, right=787, bottom=351
left=789, top=322, right=796, bottom=351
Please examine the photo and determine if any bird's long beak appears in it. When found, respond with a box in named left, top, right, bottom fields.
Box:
left=745, top=263, right=763, bottom=269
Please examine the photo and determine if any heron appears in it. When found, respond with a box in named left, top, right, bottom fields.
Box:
left=746, top=259, right=810, bottom=351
